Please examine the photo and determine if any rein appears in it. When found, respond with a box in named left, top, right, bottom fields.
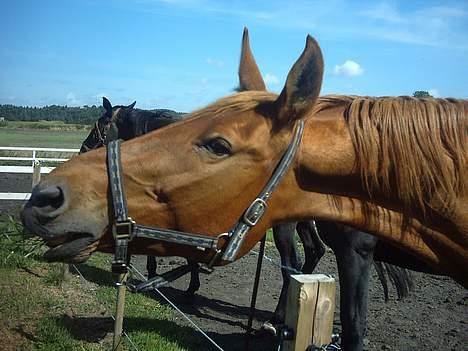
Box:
left=106, top=120, right=304, bottom=273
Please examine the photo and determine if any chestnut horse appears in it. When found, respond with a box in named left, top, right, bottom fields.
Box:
left=21, top=28, right=467, bottom=300
left=79, top=97, right=414, bottom=350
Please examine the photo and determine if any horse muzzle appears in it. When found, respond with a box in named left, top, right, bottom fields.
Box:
left=21, top=182, right=105, bottom=263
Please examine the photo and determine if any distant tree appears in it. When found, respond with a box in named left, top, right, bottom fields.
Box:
left=413, top=90, right=432, bottom=98
left=0, top=104, right=182, bottom=125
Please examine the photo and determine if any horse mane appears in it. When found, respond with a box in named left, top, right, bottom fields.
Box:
left=189, top=92, right=467, bottom=215
left=315, top=95, right=467, bottom=215
left=186, top=91, right=278, bottom=121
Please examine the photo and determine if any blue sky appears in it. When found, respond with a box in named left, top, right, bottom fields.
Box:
left=1, top=0, right=467, bottom=112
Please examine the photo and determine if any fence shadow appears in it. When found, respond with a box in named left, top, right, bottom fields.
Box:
left=57, top=314, right=277, bottom=351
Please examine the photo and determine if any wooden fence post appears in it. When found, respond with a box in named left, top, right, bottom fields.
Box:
left=283, top=274, right=336, bottom=351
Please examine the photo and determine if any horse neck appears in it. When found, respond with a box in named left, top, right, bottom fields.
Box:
left=271, top=170, right=468, bottom=286
left=127, top=110, right=162, bottom=137
left=144, top=111, right=180, bottom=133
left=268, top=112, right=467, bottom=286
left=117, top=109, right=181, bottom=140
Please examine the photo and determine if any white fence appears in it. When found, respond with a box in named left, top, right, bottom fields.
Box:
left=0, top=146, right=79, bottom=200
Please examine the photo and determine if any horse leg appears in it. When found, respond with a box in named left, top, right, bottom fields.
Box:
left=270, top=222, right=301, bottom=325
left=184, top=260, right=201, bottom=299
left=296, top=220, right=326, bottom=274
left=318, top=221, right=377, bottom=351
left=146, top=256, right=157, bottom=279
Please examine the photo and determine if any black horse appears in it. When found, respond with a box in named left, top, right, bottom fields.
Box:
left=81, top=97, right=416, bottom=351
left=79, top=98, right=183, bottom=153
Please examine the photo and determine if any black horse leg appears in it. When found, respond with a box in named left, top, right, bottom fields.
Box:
left=270, top=222, right=301, bottom=324
left=184, top=260, right=201, bottom=298
left=318, top=222, right=377, bottom=351
left=146, top=255, right=158, bottom=279
left=147, top=255, right=199, bottom=299
left=296, top=220, right=326, bottom=274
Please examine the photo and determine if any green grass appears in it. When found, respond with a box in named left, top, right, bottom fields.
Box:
left=0, top=216, right=207, bottom=351
left=0, top=128, right=89, bottom=148
left=0, top=120, right=90, bottom=131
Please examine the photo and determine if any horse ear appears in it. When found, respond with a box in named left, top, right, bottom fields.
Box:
left=238, top=27, right=266, bottom=92
left=274, top=35, right=324, bottom=124
left=103, top=97, right=112, bottom=114
left=127, top=101, right=136, bottom=109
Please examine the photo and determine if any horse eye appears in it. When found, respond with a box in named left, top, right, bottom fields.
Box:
left=202, top=137, right=232, bottom=157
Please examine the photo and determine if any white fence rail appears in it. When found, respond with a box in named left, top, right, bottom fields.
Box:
left=0, top=146, right=79, bottom=201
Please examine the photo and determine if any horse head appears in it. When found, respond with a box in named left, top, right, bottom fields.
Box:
left=79, top=97, right=136, bottom=153
left=21, top=28, right=324, bottom=264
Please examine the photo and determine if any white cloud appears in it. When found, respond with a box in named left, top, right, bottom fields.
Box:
left=134, top=1, right=468, bottom=50
left=357, top=2, right=468, bottom=49
left=66, top=92, right=81, bottom=106
left=206, top=58, right=224, bottom=67
left=359, top=2, right=406, bottom=23
left=264, top=73, right=280, bottom=86
left=428, top=88, right=440, bottom=97
left=333, top=60, right=364, bottom=77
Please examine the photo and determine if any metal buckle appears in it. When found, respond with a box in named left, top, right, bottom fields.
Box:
left=113, top=217, right=136, bottom=240
left=243, top=198, right=267, bottom=226
left=200, top=249, right=221, bottom=274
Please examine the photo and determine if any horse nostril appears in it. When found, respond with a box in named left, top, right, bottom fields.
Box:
left=29, top=185, right=66, bottom=219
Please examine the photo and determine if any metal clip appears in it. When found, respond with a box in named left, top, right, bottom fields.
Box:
left=200, top=248, right=223, bottom=274
left=113, top=217, right=136, bottom=240
left=243, top=198, right=267, bottom=226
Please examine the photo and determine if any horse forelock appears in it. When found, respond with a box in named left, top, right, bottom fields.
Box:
left=318, top=95, right=467, bottom=215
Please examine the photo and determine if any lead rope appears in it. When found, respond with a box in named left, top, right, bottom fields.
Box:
left=245, top=234, right=267, bottom=350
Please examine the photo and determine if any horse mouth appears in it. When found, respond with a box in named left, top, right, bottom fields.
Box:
left=43, top=232, right=99, bottom=263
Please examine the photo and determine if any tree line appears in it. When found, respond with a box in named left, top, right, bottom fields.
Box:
left=0, top=104, right=104, bottom=125
left=0, top=104, right=183, bottom=125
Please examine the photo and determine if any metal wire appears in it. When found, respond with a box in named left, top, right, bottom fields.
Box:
left=71, top=264, right=140, bottom=351
left=72, top=239, right=334, bottom=351
left=128, top=264, right=225, bottom=351
left=250, top=249, right=303, bottom=274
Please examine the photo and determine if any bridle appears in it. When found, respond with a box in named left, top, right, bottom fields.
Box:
left=106, top=120, right=305, bottom=274
left=80, top=120, right=110, bottom=153
left=94, top=120, right=108, bottom=146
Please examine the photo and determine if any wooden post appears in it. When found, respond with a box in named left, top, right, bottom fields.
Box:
left=283, top=274, right=336, bottom=351
left=113, top=272, right=128, bottom=351
left=32, top=160, right=41, bottom=188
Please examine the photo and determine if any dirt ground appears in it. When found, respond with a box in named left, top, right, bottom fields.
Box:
left=128, top=250, right=467, bottom=351
left=1, top=173, right=467, bottom=351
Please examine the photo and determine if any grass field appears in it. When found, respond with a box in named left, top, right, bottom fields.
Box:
left=0, top=120, right=90, bottom=131
left=0, top=128, right=89, bottom=149
left=0, top=215, right=205, bottom=351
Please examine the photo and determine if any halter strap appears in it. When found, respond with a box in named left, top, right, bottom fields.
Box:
left=222, top=120, right=304, bottom=261
left=106, top=120, right=304, bottom=272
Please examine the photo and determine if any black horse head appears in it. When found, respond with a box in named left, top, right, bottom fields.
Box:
left=80, top=97, right=184, bottom=154
left=79, top=97, right=136, bottom=153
